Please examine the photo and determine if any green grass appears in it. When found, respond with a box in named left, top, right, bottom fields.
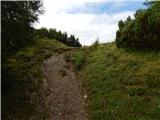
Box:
left=72, top=51, right=86, bottom=70
left=2, top=39, right=69, bottom=120
left=3, top=39, right=160, bottom=120
left=74, top=43, right=160, bottom=120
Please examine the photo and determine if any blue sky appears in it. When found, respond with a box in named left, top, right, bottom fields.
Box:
left=66, top=1, right=146, bottom=14
left=36, top=0, right=146, bottom=45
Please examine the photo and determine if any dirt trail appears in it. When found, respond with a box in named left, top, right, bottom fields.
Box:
left=42, top=53, right=88, bottom=120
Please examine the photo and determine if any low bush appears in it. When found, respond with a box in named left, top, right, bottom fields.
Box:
left=116, top=2, right=160, bottom=50
left=73, top=51, right=85, bottom=70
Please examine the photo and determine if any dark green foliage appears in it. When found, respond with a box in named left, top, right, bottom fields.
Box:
left=116, top=2, right=160, bottom=50
left=2, top=0, right=43, bottom=92
left=1, top=1, right=43, bottom=119
left=35, top=27, right=82, bottom=47
left=1, top=1, right=43, bottom=56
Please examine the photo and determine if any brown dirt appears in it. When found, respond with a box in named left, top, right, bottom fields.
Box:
left=42, top=53, right=88, bottom=120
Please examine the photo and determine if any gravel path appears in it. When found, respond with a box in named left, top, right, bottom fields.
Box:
left=42, top=53, right=88, bottom=120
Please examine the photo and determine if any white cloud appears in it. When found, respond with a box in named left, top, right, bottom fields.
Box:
left=35, top=0, right=135, bottom=45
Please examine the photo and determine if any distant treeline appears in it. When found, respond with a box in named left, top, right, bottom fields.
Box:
left=116, top=2, right=160, bottom=50
left=35, top=28, right=82, bottom=47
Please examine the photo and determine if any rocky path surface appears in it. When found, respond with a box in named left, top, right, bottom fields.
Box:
left=42, top=53, right=88, bottom=120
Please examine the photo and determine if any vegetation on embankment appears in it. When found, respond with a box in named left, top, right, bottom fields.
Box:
left=2, top=39, right=70, bottom=120
left=72, top=43, right=160, bottom=120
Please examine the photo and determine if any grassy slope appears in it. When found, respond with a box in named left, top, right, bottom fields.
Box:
left=2, top=39, right=70, bottom=120
left=74, top=43, right=160, bottom=120
left=3, top=39, right=160, bottom=120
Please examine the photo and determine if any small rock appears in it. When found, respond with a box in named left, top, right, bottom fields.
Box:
left=84, top=95, right=87, bottom=99
left=50, top=88, right=53, bottom=92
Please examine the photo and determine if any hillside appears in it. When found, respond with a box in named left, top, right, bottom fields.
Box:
left=72, top=43, right=160, bottom=120
left=2, top=1, right=160, bottom=120
left=2, top=39, right=72, bottom=119
left=3, top=39, right=160, bottom=120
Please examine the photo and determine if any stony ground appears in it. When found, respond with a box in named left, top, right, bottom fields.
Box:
left=42, top=53, right=88, bottom=120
